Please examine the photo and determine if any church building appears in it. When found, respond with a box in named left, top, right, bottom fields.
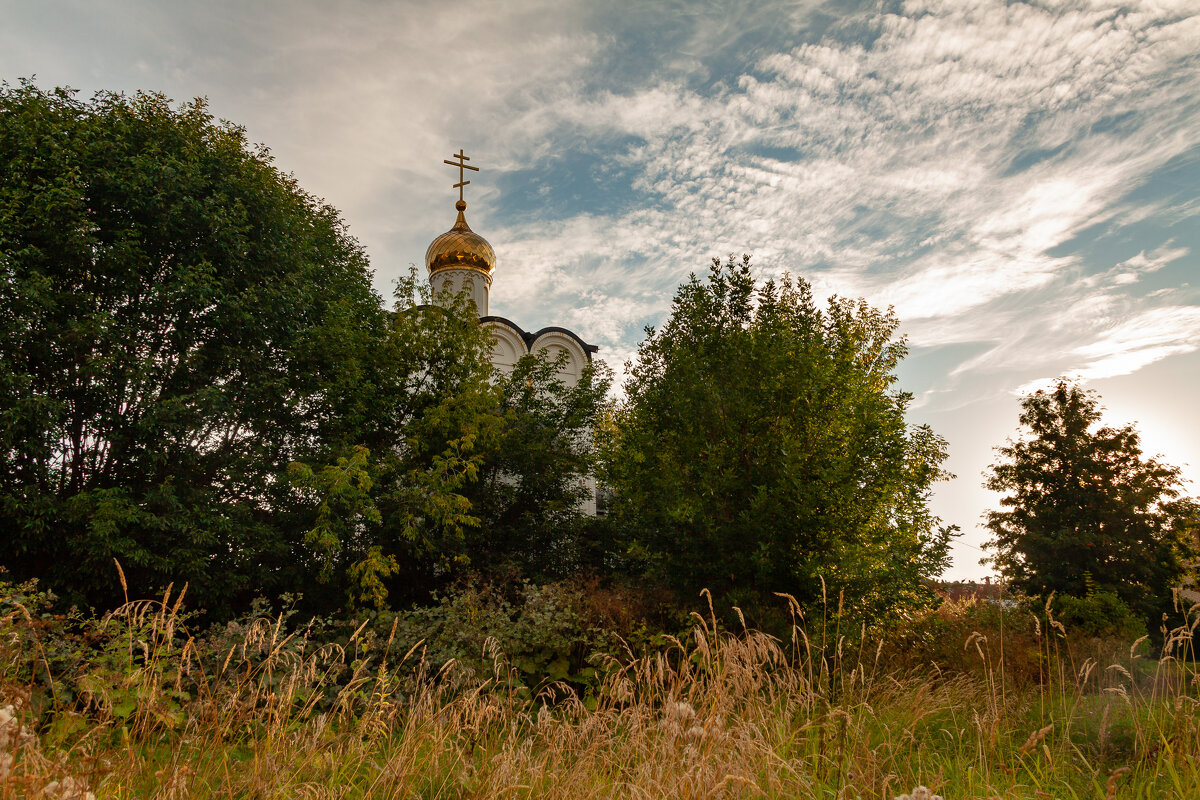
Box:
left=424, top=150, right=597, bottom=384
left=423, top=150, right=601, bottom=515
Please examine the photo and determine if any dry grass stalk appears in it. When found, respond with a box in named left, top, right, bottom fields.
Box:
left=1, top=586, right=1199, bottom=798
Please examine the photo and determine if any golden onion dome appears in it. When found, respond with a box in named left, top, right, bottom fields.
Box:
left=425, top=200, right=496, bottom=277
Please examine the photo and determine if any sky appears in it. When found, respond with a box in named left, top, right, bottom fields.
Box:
left=4, top=0, right=1198, bottom=581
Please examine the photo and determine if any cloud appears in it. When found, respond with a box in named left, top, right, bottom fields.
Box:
left=1014, top=301, right=1200, bottom=394
left=1073, top=305, right=1200, bottom=378
left=1086, top=242, right=1190, bottom=287
left=8, top=0, right=1196, bottom=389
left=453, top=0, right=1200, bottom=391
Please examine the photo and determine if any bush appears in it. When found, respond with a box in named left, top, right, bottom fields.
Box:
left=1049, top=591, right=1144, bottom=640
left=384, top=579, right=623, bottom=697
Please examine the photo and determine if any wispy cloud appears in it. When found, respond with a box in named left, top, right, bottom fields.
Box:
left=457, top=0, right=1200, bottom=381
left=1074, top=305, right=1200, bottom=377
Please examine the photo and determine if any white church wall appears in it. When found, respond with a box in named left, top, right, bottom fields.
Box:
left=528, top=331, right=587, bottom=385
left=485, top=321, right=526, bottom=374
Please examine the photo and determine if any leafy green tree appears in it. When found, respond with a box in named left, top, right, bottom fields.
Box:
left=0, top=82, right=385, bottom=614
left=601, top=256, right=954, bottom=618
left=984, top=380, right=1198, bottom=630
left=285, top=282, right=617, bottom=608
left=267, top=272, right=504, bottom=611
left=347, top=280, right=504, bottom=605
left=468, top=350, right=612, bottom=581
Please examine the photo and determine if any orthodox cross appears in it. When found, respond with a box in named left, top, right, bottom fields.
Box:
left=443, top=149, right=479, bottom=203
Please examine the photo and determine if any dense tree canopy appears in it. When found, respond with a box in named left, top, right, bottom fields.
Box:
left=286, top=276, right=505, bottom=610
left=984, top=380, right=1198, bottom=628
left=468, top=350, right=612, bottom=581
left=288, top=280, right=616, bottom=608
left=0, top=82, right=390, bottom=613
left=601, top=256, right=954, bottom=618
left=3, top=82, right=966, bottom=625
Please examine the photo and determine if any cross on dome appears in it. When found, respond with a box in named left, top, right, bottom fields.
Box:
left=443, top=148, right=479, bottom=206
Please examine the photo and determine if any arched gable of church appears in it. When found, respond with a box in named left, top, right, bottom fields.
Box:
left=529, top=329, right=589, bottom=385
left=480, top=317, right=597, bottom=385
left=483, top=318, right=527, bottom=374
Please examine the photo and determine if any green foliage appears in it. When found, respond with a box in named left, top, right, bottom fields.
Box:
left=385, top=579, right=618, bottom=693
left=0, top=571, right=198, bottom=731
left=0, top=83, right=530, bottom=617
left=0, top=82, right=383, bottom=615
left=1050, top=591, right=1144, bottom=640
left=288, top=445, right=381, bottom=583
left=278, top=273, right=505, bottom=609
left=984, top=380, right=1199, bottom=632
left=601, top=256, right=955, bottom=620
left=469, top=348, right=613, bottom=580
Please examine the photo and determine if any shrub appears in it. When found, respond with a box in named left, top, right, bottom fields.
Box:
left=1050, top=591, right=1144, bottom=640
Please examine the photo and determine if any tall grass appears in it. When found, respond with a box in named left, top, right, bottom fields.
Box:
left=1, top=582, right=1197, bottom=799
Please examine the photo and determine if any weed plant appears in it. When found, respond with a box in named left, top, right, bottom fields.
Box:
left=1, top=574, right=1198, bottom=799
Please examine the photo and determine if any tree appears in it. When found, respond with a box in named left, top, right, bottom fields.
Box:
left=600, top=256, right=955, bottom=619
left=0, top=82, right=386, bottom=614
left=285, top=283, right=615, bottom=608
left=984, top=380, right=1198, bottom=630
left=284, top=276, right=504, bottom=610
left=468, top=349, right=612, bottom=581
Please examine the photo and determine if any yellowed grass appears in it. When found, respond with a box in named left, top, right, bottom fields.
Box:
left=2, top=587, right=1198, bottom=799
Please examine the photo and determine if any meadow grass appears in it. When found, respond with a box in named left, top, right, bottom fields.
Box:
left=1, top=584, right=1197, bottom=799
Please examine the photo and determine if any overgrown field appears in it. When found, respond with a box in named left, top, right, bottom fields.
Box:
left=1, top=580, right=1198, bottom=799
